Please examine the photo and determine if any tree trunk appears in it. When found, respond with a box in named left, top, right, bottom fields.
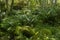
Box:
left=10, top=0, right=14, bottom=11
left=6, top=0, right=8, bottom=11
left=51, top=0, right=57, bottom=6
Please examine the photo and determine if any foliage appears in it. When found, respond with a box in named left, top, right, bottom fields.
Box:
left=0, top=0, right=60, bottom=40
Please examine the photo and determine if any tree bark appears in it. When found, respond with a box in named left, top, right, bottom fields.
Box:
left=10, top=0, right=14, bottom=11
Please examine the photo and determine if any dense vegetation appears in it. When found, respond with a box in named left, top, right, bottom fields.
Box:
left=0, top=0, right=60, bottom=40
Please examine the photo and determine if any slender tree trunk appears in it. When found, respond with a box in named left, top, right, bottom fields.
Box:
left=55, top=0, right=57, bottom=5
left=6, top=0, right=8, bottom=11
left=5, top=0, right=9, bottom=14
left=10, top=0, right=14, bottom=11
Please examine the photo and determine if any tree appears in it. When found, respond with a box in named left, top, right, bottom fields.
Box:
left=51, top=0, right=57, bottom=6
